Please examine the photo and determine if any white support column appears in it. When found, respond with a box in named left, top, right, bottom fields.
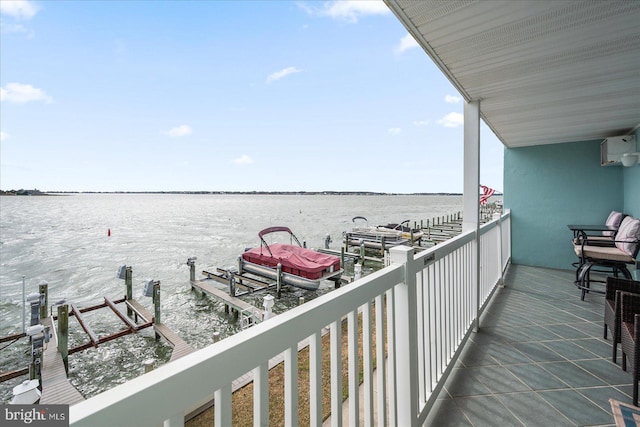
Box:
left=463, top=100, right=481, bottom=332
left=463, top=100, right=480, bottom=233
left=390, top=246, right=418, bottom=427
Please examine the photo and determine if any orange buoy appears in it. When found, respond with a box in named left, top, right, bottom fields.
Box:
left=108, top=228, right=111, bottom=237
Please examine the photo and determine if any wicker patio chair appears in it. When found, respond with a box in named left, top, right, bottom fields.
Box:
left=576, top=216, right=640, bottom=300
left=620, top=291, right=640, bottom=406
left=604, top=277, right=640, bottom=363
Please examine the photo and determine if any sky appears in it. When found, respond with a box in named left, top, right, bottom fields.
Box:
left=0, top=0, right=504, bottom=193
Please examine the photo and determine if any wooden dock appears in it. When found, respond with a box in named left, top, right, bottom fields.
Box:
left=38, top=297, right=195, bottom=405
left=126, top=299, right=195, bottom=362
left=191, top=278, right=263, bottom=325
left=39, top=316, right=84, bottom=405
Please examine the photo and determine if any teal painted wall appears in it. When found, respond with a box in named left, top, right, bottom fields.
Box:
left=623, top=127, right=640, bottom=217
left=504, top=140, right=624, bottom=270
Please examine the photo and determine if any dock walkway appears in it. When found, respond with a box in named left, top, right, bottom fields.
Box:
left=39, top=317, right=84, bottom=405
left=191, top=279, right=263, bottom=324
left=126, top=299, right=195, bottom=362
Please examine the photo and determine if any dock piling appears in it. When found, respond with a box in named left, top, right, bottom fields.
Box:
left=153, top=281, right=161, bottom=326
left=187, top=257, right=197, bottom=282
left=229, top=273, right=236, bottom=298
left=22, top=276, right=26, bottom=334
left=276, top=264, right=282, bottom=299
left=125, top=267, right=133, bottom=316
left=57, top=304, right=69, bottom=374
left=39, top=281, right=48, bottom=319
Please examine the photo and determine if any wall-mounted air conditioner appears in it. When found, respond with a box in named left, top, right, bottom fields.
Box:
left=601, top=135, right=636, bottom=166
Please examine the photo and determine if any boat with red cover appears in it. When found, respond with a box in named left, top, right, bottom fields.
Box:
left=241, top=226, right=342, bottom=290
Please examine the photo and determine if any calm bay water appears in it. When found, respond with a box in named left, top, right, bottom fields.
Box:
left=0, top=193, right=462, bottom=401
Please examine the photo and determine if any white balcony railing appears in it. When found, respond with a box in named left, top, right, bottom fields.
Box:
left=69, top=211, right=511, bottom=427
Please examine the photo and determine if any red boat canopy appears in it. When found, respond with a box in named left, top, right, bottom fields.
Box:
left=242, top=243, right=340, bottom=280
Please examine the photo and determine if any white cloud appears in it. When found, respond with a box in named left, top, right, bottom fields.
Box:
left=0, top=131, right=9, bottom=141
left=387, top=127, right=401, bottom=135
left=300, top=0, right=390, bottom=23
left=445, top=94, right=461, bottom=104
left=233, top=154, right=254, bottom=165
left=0, top=0, right=39, bottom=19
left=1, top=23, right=27, bottom=33
left=413, top=119, right=430, bottom=126
left=0, top=83, right=52, bottom=104
left=437, top=112, right=464, bottom=128
left=395, top=33, right=419, bottom=54
left=266, top=66, right=302, bottom=84
left=167, top=125, right=192, bottom=137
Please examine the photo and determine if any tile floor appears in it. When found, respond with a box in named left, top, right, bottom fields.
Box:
left=426, top=265, right=635, bottom=427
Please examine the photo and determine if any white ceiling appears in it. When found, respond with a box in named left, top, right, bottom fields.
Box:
left=385, top=0, right=640, bottom=148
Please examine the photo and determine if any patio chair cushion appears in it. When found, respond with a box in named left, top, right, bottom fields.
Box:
left=615, top=216, right=640, bottom=256
left=604, top=211, right=624, bottom=237
left=574, top=244, right=636, bottom=263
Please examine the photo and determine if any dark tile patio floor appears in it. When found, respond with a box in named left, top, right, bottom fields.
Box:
left=426, top=264, right=634, bottom=427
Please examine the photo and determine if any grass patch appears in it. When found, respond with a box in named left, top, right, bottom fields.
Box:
left=186, top=301, right=386, bottom=426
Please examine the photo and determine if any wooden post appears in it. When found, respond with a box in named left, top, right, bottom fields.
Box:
left=381, top=236, right=386, bottom=258
left=189, top=260, right=196, bottom=282
left=153, top=282, right=161, bottom=325
left=360, top=242, right=365, bottom=268
left=229, top=273, right=236, bottom=297
left=125, top=267, right=133, bottom=317
left=39, top=282, right=48, bottom=319
left=57, top=304, right=69, bottom=373
left=276, top=263, right=282, bottom=299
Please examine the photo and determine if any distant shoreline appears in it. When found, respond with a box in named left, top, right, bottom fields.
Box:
left=0, top=190, right=496, bottom=197
left=1, top=190, right=504, bottom=196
